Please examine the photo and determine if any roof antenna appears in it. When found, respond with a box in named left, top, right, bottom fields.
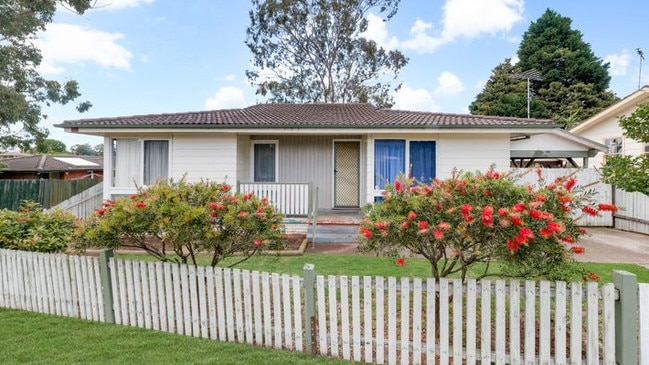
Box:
left=637, top=48, right=645, bottom=90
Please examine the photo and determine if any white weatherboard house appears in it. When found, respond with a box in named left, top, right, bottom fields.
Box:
left=57, top=103, right=605, bottom=211
left=570, top=85, right=649, bottom=168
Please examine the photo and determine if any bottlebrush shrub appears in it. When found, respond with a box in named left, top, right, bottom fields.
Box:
left=0, top=201, right=77, bottom=253
left=358, top=168, right=616, bottom=281
left=75, top=179, right=285, bottom=267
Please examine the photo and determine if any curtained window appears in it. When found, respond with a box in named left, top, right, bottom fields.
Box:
left=143, top=140, right=169, bottom=185
left=374, top=140, right=405, bottom=189
left=409, top=141, right=436, bottom=184
left=112, top=139, right=139, bottom=187
left=253, top=142, right=277, bottom=182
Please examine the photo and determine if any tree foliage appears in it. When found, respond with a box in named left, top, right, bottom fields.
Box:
left=358, top=168, right=615, bottom=281
left=471, top=9, right=616, bottom=125
left=30, top=138, right=67, bottom=154
left=0, top=0, right=93, bottom=150
left=75, top=180, right=286, bottom=267
left=245, top=0, right=408, bottom=108
left=599, top=102, right=649, bottom=195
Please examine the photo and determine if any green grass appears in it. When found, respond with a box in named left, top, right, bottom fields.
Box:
left=116, top=252, right=649, bottom=283
left=0, top=307, right=357, bottom=365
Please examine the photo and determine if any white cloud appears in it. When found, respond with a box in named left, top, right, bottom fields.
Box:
left=434, top=71, right=464, bottom=96
left=36, top=23, right=132, bottom=74
left=218, top=74, right=237, bottom=82
left=362, top=13, right=400, bottom=49
left=205, top=86, right=247, bottom=109
left=605, top=50, right=631, bottom=76
left=376, top=0, right=524, bottom=54
left=392, top=84, right=439, bottom=112
left=92, top=0, right=155, bottom=11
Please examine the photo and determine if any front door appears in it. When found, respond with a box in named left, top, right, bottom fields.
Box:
left=333, top=141, right=360, bottom=208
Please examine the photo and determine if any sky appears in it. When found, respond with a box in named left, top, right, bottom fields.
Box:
left=37, top=0, right=649, bottom=148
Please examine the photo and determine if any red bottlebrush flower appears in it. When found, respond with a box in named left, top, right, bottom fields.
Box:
left=375, top=221, right=388, bottom=230
left=461, top=204, right=472, bottom=215
left=360, top=228, right=373, bottom=239
left=540, top=227, right=553, bottom=238
left=221, top=184, right=231, bottom=192
left=130, top=194, right=138, bottom=200
left=237, top=211, right=248, bottom=218
left=563, top=177, right=576, bottom=191
left=400, top=221, right=410, bottom=230
left=535, top=194, right=547, bottom=202
left=438, top=222, right=451, bottom=231
left=499, top=219, right=511, bottom=228
left=498, top=207, right=508, bottom=216
left=507, top=238, right=519, bottom=253
left=243, top=192, right=254, bottom=201
left=547, top=183, right=557, bottom=190
left=135, top=201, right=146, bottom=208
left=210, top=211, right=218, bottom=218
left=578, top=227, right=588, bottom=234
left=396, top=257, right=406, bottom=267
left=482, top=205, right=494, bottom=215
left=482, top=214, right=493, bottom=227
left=484, top=190, right=492, bottom=196
left=558, top=194, right=572, bottom=203
left=394, top=180, right=402, bottom=192
left=407, top=211, right=417, bottom=220
left=96, top=209, right=105, bottom=216
left=571, top=246, right=585, bottom=254
left=530, top=209, right=543, bottom=220
left=209, top=202, right=219, bottom=210
left=561, top=235, right=575, bottom=244
left=410, top=186, right=420, bottom=193
left=597, top=203, right=618, bottom=213
left=229, top=196, right=237, bottom=203
left=417, top=221, right=429, bottom=230
left=433, top=230, right=444, bottom=240
left=424, top=186, right=433, bottom=195
left=261, top=197, right=269, bottom=204
left=513, top=202, right=526, bottom=213
left=510, top=215, right=523, bottom=226
left=582, top=206, right=599, bottom=216
left=255, top=212, right=264, bottom=218
left=254, top=239, right=262, bottom=246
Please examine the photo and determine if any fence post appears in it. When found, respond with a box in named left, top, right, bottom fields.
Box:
left=613, top=270, right=638, bottom=365
left=303, top=263, right=317, bottom=355
left=98, top=249, right=115, bottom=324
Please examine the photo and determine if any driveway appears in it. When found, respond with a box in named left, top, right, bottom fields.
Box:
left=576, top=227, right=649, bottom=268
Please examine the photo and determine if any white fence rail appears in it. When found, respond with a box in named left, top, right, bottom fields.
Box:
left=49, top=182, right=103, bottom=220
left=0, top=249, right=103, bottom=322
left=238, top=182, right=315, bottom=217
left=2, top=249, right=646, bottom=364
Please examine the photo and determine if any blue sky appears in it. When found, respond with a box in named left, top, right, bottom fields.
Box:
left=40, top=0, right=649, bottom=147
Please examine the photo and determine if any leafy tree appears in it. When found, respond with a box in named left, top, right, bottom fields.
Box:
left=0, top=0, right=93, bottom=150
left=31, top=138, right=67, bottom=154
left=471, top=9, right=616, bottom=125
left=599, top=102, right=649, bottom=195
left=92, top=143, right=103, bottom=156
left=469, top=59, right=546, bottom=118
left=245, top=0, right=408, bottom=108
left=359, top=168, right=615, bottom=282
left=70, top=143, right=95, bottom=155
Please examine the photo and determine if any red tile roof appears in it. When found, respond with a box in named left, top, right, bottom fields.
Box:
left=57, top=103, right=558, bottom=129
left=0, top=155, right=103, bottom=172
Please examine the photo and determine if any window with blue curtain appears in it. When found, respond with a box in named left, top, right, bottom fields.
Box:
left=409, top=141, right=436, bottom=184
left=374, top=140, right=405, bottom=189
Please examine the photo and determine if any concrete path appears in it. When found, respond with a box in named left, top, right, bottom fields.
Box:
left=304, top=226, right=649, bottom=268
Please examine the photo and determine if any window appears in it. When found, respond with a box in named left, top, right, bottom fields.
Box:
left=252, top=141, right=277, bottom=182
left=112, top=139, right=169, bottom=187
left=604, top=137, right=623, bottom=155
left=374, top=139, right=435, bottom=190
left=644, top=143, right=649, bottom=154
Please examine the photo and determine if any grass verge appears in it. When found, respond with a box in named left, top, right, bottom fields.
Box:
left=0, top=307, right=357, bottom=365
left=116, top=252, right=649, bottom=283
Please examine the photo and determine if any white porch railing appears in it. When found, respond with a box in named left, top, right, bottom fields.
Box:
left=238, top=182, right=316, bottom=217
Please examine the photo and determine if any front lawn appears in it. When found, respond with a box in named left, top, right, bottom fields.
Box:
left=0, top=308, right=357, bottom=365
left=116, top=252, right=649, bottom=283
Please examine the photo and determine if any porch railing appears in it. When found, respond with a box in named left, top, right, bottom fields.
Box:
left=237, top=182, right=319, bottom=242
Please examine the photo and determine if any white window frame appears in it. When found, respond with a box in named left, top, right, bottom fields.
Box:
left=644, top=142, right=649, bottom=154
left=604, top=137, right=623, bottom=156
left=250, top=140, right=279, bottom=182
left=372, top=138, right=436, bottom=198
left=140, top=139, right=171, bottom=186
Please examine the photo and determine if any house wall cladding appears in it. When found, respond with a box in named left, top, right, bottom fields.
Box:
left=171, top=134, right=238, bottom=184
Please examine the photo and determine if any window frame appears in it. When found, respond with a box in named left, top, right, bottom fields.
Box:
left=111, top=138, right=170, bottom=188
left=141, top=139, right=170, bottom=186
left=373, top=138, right=436, bottom=198
left=604, top=137, right=623, bottom=156
left=250, top=140, right=279, bottom=182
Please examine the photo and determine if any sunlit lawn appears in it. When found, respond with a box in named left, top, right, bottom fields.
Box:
left=116, top=251, right=649, bottom=283
left=0, top=307, right=358, bottom=365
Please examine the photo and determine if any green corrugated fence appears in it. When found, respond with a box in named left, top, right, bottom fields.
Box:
left=0, top=179, right=102, bottom=211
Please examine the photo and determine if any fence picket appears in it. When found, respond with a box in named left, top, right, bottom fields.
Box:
left=206, top=267, right=217, bottom=340
left=639, top=284, right=649, bottom=365
left=570, top=282, right=582, bottom=364
left=271, top=273, right=282, bottom=348
left=132, top=261, right=144, bottom=327
left=495, top=280, right=506, bottom=364
left=387, top=276, right=397, bottom=365
left=115, top=259, right=127, bottom=324
left=524, top=281, right=536, bottom=364
left=328, top=276, right=339, bottom=357
left=364, top=276, right=373, bottom=363
left=146, top=263, right=158, bottom=330
left=351, top=275, right=361, bottom=362
left=554, top=281, right=567, bottom=364
left=317, top=275, right=328, bottom=353
left=234, top=269, right=245, bottom=343
left=439, top=278, right=449, bottom=365
left=282, top=274, right=293, bottom=350
left=73, top=256, right=87, bottom=320
left=601, top=284, right=615, bottom=365
left=466, top=280, right=477, bottom=365
left=509, top=280, right=521, bottom=365
left=242, top=270, right=253, bottom=344
left=163, top=262, right=176, bottom=333
left=180, top=264, right=192, bottom=336
left=586, top=282, right=599, bottom=365
left=154, top=262, right=165, bottom=332
left=251, top=271, right=263, bottom=345
left=292, top=276, right=303, bottom=352
left=452, top=279, right=462, bottom=365
left=189, top=265, right=201, bottom=337
left=223, top=268, right=235, bottom=342
left=261, top=272, right=272, bottom=347
left=214, top=268, right=226, bottom=341
left=539, top=281, right=551, bottom=363
left=197, top=266, right=208, bottom=339
left=340, top=276, right=351, bottom=360
left=49, top=256, right=62, bottom=315
left=480, top=279, right=491, bottom=364
left=400, top=277, right=410, bottom=365
left=171, top=263, right=184, bottom=335
left=62, top=255, right=75, bottom=317
left=412, top=278, right=422, bottom=365
left=376, top=276, right=385, bottom=365
left=46, top=253, right=58, bottom=314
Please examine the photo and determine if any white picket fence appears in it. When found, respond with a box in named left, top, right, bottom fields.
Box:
left=3, top=248, right=649, bottom=364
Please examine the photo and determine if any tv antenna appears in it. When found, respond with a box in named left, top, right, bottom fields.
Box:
left=514, top=69, right=543, bottom=118
left=637, top=48, right=645, bottom=89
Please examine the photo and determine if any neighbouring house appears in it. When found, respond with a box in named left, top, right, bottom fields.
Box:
left=56, top=103, right=605, bottom=210
left=0, top=155, right=103, bottom=180
left=570, top=85, right=649, bottom=168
